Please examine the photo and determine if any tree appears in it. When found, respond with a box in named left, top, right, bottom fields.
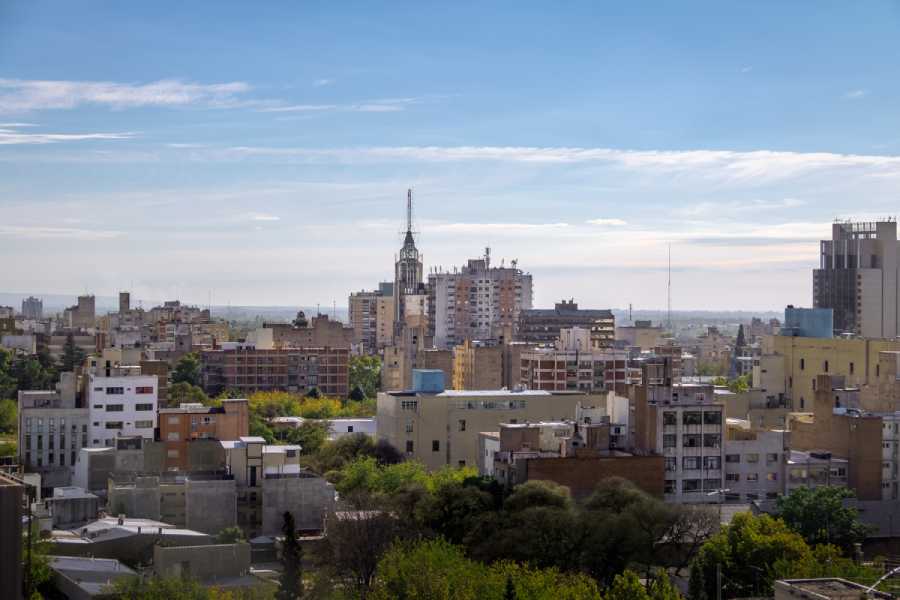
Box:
left=775, top=486, right=871, bottom=551
left=172, top=352, right=202, bottom=386
left=286, top=420, right=329, bottom=455
left=606, top=570, right=649, bottom=600
left=305, top=387, right=321, bottom=399
left=349, top=385, right=366, bottom=402
left=418, top=480, right=495, bottom=544
left=167, top=381, right=211, bottom=406
left=278, top=511, right=303, bottom=600
left=217, top=526, right=245, bottom=544
left=60, top=333, right=86, bottom=372
left=0, top=398, right=16, bottom=433
left=504, top=574, right=517, bottom=600
left=504, top=480, right=572, bottom=512
left=648, top=572, right=683, bottom=600
left=349, top=355, right=381, bottom=398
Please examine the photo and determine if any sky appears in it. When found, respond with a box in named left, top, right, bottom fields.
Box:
left=2, top=2, right=900, bottom=311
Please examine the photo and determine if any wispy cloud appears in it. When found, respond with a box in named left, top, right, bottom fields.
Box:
left=312, top=78, right=335, bottom=87
left=239, top=212, right=280, bottom=222
left=0, top=225, right=123, bottom=240
left=260, top=97, right=421, bottom=114
left=0, top=78, right=252, bottom=112
left=0, top=124, right=135, bottom=145
left=674, top=197, right=807, bottom=218
left=740, top=66, right=753, bottom=73
left=586, top=218, right=627, bottom=226
left=844, top=89, right=869, bottom=100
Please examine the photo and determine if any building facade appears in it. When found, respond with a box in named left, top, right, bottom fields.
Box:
left=22, top=296, right=43, bottom=320
left=158, top=399, right=249, bottom=470
left=517, top=300, right=614, bottom=349
left=86, top=370, right=158, bottom=448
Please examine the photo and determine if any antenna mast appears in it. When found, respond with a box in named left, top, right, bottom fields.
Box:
left=667, top=243, right=672, bottom=330
left=406, top=188, right=413, bottom=233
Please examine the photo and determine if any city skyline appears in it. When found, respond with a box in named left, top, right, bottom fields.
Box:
left=4, top=3, right=900, bottom=309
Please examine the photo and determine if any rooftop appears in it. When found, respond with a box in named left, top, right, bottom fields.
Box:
left=437, top=389, right=552, bottom=397
left=777, top=578, right=891, bottom=599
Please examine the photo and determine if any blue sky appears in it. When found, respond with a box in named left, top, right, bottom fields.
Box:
left=2, top=2, right=900, bottom=310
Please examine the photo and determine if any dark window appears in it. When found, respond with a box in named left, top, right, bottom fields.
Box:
left=824, top=360, right=829, bottom=372
left=432, top=440, right=440, bottom=452
left=135, top=386, right=154, bottom=394
left=703, top=411, right=721, bottom=425
left=800, top=358, right=805, bottom=371
left=105, top=422, right=123, bottom=430
left=106, top=404, right=124, bottom=412
left=135, top=403, right=153, bottom=411
left=850, top=362, right=855, bottom=375
left=106, top=387, right=124, bottom=395
left=405, top=440, right=414, bottom=453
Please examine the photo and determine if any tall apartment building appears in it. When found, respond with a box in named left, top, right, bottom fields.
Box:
left=452, top=341, right=503, bottom=390
left=349, top=282, right=394, bottom=355
left=64, top=295, right=96, bottom=330
left=85, top=368, right=158, bottom=448
left=517, top=300, right=614, bottom=349
left=22, top=295, right=43, bottom=319
left=428, top=251, right=533, bottom=349
left=813, top=220, right=900, bottom=337
left=377, top=370, right=593, bottom=470
left=202, top=345, right=349, bottom=397
left=118, top=291, right=131, bottom=314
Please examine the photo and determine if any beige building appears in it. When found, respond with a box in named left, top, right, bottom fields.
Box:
left=377, top=383, right=597, bottom=470
left=376, top=294, right=395, bottom=350
left=349, top=283, right=394, bottom=355
left=759, top=334, right=900, bottom=411
left=452, top=341, right=503, bottom=390
left=615, top=320, right=665, bottom=351
left=261, top=313, right=354, bottom=349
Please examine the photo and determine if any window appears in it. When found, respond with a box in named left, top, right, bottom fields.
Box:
left=850, top=362, right=855, bottom=375
left=725, top=454, right=740, bottom=463
left=683, top=434, right=701, bottom=448
left=432, top=440, right=440, bottom=452
left=168, top=416, right=180, bottom=425
left=93, top=405, right=103, bottom=409
left=682, top=479, right=701, bottom=492
left=663, top=434, right=676, bottom=448
left=135, top=420, right=153, bottom=429
left=683, top=412, right=702, bottom=425
left=286, top=449, right=297, bottom=458
left=704, top=456, right=721, bottom=470
left=136, top=403, right=153, bottom=411
left=405, top=440, right=414, bottom=453
left=106, top=387, right=124, bottom=395
left=458, top=460, right=466, bottom=467
left=726, top=473, right=740, bottom=482
left=663, top=412, right=677, bottom=426
left=766, top=453, right=779, bottom=463
left=703, top=434, right=720, bottom=448
left=93, top=387, right=103, bottom=392
left=202, top=416, right=213, bottom=425
left=746, top=473, right=759, bottom=481
left=703, top=411, right=722, bottom=425
left=167, top=449, right=179, bottom=458
left=800, top=358, right=805, bottom=371
left=683, top=456, right=701, bottom=470
left=746, top=453, right=759, bottom=463
left=766, top=473, right=778, bottom=481
left=105, top=404, right=124, bottom=412
left=664, top=457, right=677, bottom=472
left=401, top=400, right=418, bottom=411
left=135, top=386, right=154, bottom=394
left=824, top=360, right=829, bottom=372
left=405, top=420, right=414, bottom=434
left=458, top=419, right=467, bottom=432
left=105, top=422, right=123, bottom=430
left=347, top=425, right=354, bottom=433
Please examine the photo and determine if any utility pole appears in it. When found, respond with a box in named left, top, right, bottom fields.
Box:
left=716, top=562, right=722, bottom=600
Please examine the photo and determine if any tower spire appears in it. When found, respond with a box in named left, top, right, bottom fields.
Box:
left=406, top=188, right=413, bottom=234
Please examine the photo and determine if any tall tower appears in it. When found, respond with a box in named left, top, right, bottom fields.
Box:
left=394, top=188, right=424, bottom=329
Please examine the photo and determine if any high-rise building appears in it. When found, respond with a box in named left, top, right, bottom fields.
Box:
left=119, top=291, right=131, bottom=314
left=518, top=300, right=614, bottom=348
left=427, top=251, right=533, bottom=349
left=349, top=282, right=394, bottom=355
left=22, top=296, right=43, bottom=319
left=813, top=220, right=900, bottom=338
left=394, top=189, right=425, bottom=337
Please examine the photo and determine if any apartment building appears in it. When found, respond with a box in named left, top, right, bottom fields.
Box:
left=517, top=300, right=615, bottom=349
left=813, top=219, right=900, bottom=337
left=63, top=295, right=96, bottom=331
left=18, top=373, right=89, bottom=489
left=86, top=368, right=158, bottom=448
left=377, top=371, right=594, bottom=470
left=259, top=313, right=354, bottom=350
left=202, top=345, right=349, bottom=397
left=785, top=450, right=849, bottom=496
left=723, top=420, right=788, bottom=502
left=158, top=399, right=249, bottom=470
left=615, top=320, right=665, bottom=351
left=22, top=296, right=43, bottom=319
left=452, top=340, right=503, bottom=390
left=519, top=342, right=629, bottom=393
left=427, top=251, right=533, bottom=349
left=782, top=306, right=834, bottom=338
left=349, top=290, right=378, bottom=354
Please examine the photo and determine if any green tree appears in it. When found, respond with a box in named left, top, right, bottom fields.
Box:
left=0, top=348, right=17, bottom=399
left=0, top=398, right=17, bottom=433
left=305, top=386, right=321, bottom=399
left=775, top=486, right=871, bottom=551
left=60, top=333, right=87, bottom=372
left=172, top=352, right=202, bottom=386
left=648, top=572, right=683, bottom=600
left=606, top=570, right=649, bottom=600
left=504, top=480, right=572, bottom=512
left=278, top=511, right=303, bottom=600
left=286, top=420, right=329, bottom=455
left=217, top=526, right=246, bottom=544
left=349, top=355, right=381, bottom=398
left=24, top=522, right=53, bottom=598
left=504, top=574, right=517, bottom=600
left=348, top=385, right=366, bottom=402
left=168, top=381, right=211, bottom=406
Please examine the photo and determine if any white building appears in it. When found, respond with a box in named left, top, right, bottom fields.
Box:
left=650, top=383, right=725, bottom=503
left=86, top=370, right=157, bottom=447
left=723, top=419, right=787, bottom=502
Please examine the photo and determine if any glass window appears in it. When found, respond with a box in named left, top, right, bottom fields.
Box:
left=682, top=479, right=701, bottom=492
left=766, top=453, right=779, bottom=463
left=746, top=473, right=759, bottom=481
left=105, top=404, right=124, bottom=412
left=766, top=472, right=778, bottom=481
left=683, top=434, right=701, bottom=448
left=458, top=419, right=466, bottom=432
left=703, top=434, right=720, bottom=448
left=135, top=420, right=153, bottom=429
left=106, top=387, right=124, bottom=395
left=168, top=416, right=180, bottom=425
left=683, top=412, right=702, bottom=425
left=432, top=440, right=440, bottom=452
left=663, top=411, right=677, bottom=425
left=704, top=456, right=721, bottom=470
left=725, top=454, right=740, bottom=463
left=135, top=403, right=154, bottom=411
left=105, top=422, right=123, bottom=430
left=746, top=453, right=759, bottom=463
left=683, top=456, right=701, bottom=470
left=135, top=386, right=154, bottom=394
left=405, top=440, right=414, bottom=453
left=664, top=457, right=677, bottom=472
left=663, top=434, right=676, bottom=448
left=726, top=473, right=740, bottom=482
left=703, top=411, right=721, bottom=425
left=664, top=480, right=676, bottom=494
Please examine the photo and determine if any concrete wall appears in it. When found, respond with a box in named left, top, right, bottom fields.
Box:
left=108, top=476, right=162, bottom=519
left=186, top=479, right=237, bottom=535
left=48, top=496, right=99, bottom=528
left=154, top=543, right=250, bottom=581
left=262, top=476, right=334, bottom=534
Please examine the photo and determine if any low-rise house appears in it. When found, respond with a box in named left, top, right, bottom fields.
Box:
left=47, top=555, right=136, bottom=600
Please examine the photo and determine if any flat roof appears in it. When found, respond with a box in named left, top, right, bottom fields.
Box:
left=778, top=578, right=891, bottom=598
left=239, top=436, right=267, bottom=443
left=436, top=389, right=552, bottom=397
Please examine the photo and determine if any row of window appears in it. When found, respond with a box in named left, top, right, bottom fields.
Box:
left=725, top=453, right=780, bottom=463
left=663, top=433, right=721, bottom=448
left=664, top=479, right=722, bottom=494
left=92, top=403, right=154, bottom=412
left=665, top=456, right=722, bottom=471
left=93, top=386, right=154, bottom=395
left=93, top=420, right=154, bottom=430
left=663, top=411, right=722, bottom=426
left=726, top=472, right=778, bottom=482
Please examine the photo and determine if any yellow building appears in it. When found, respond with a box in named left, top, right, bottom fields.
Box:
left=377, top=388, right=596, bottom=470
left=760, top=335, right=900, bottom=411
left=452, top=340, right=503, bottom=390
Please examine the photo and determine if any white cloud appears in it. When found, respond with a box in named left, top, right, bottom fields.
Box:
left=0, top=124, right=135, bottom=145
left=586, top=218, right=627, bottom=226
left=844, top=89, right=869, bottom=99
left=260, top=97, right=420, bottom=114
left=740, top=66, right=753, bottom=73
left=675, top=197, right=807, bottom=218
left=240, top=212, right=280, bottom=222
left=0, top=78, right=251, bottom=112
left=312, top=78, right=335, bottom=87
left=0, top=225, right=123, bottom=240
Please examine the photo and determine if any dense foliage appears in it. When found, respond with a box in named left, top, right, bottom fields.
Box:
left=348, top=355, right=381, bottom=399
left=774, top=486, right=871, bottom=551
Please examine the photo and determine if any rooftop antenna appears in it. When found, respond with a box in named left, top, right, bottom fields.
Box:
left=666, top=243, right=672, bottom=330
left=406, top=188, right=413, bottom=234
left=333, top=300, right=336, bottom=319
left=629, top=303, right=633, bottom=325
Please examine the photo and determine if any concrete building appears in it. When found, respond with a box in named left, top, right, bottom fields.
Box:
left=813, top=219, right=900, bottom=338
left=427, top=251, right=533, bottom=349
left=517, top=300, right=615, bottom=349
left=18, top=373, right=90, bottom=490
left=202, top=345, right=349, bottom=398
left=64, top=295, right=96, bottom=331
left=260, top=313, right=354, bottom=350
left=723, top=419, right=788, bottom=502
left=377, top=371, right=598, bottom=470
left=118, top=291, right=130, bottom=314
left=394, top=190, right=427, bottom=340
left=47, top=555, right=136, bottom=600
left=158, top=399, right=249, bottom=470
left=271, top=417, right=376, bottom=440
left=375, top=289, right=395, bottom=350
left=615, top=320, right=665, bottom=351
left=774, top=578, right=891, bottom=600
left=349, top=282, right=394, bottom=355
left=22, top=296, right=43, bottom=320
left=782, top=305, right=834, bottom=339
left=85, top=368, right=157, bottom=448
left=519, top=337, right=629, bottom=393
left=153, top=543, right=255, bottom=586
left=785, top=450, right=849, bottom=496
left=44, top=487, right=101, bottom=528
left=0, top=471, right=23, bottom=595
left=452, top=340, right=503, bottom=390
left=222, top=437, right=335, bottom=536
